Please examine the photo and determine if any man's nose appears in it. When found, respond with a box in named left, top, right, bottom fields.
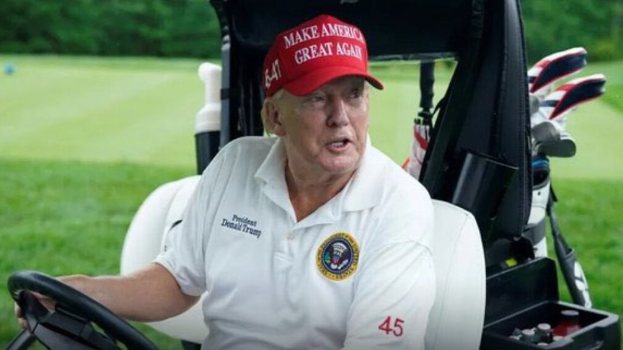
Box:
left=327, top=98, right=349, bottom=126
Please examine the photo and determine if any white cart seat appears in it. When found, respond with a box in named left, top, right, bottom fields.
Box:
left=120, top=175, right=208, bottom=344
left=121, top=181, right=486, bottom=348
left=425, top=200, right=486, bottom=350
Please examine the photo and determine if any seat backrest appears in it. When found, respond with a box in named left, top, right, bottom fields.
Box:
left=425, top=200, right=486, bottom=350
left=121, top=180, right=486, bottom=347
left=120, top=175, right=208, bottom=344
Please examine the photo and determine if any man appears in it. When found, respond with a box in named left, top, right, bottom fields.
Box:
left=16, top=14, right=435, bottom=350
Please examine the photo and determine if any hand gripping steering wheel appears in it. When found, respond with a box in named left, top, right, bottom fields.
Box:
left=7, top=270, right=160, bottom=350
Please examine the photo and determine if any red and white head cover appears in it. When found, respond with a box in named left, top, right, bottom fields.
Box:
left=527, top=47, right=587, bottom=98
left=262, top=14, right=384, bottom=97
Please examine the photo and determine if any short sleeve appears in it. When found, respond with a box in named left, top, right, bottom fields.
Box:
left=154, top=151, right=226, bottom=297
left=344, top=200, right=435, bottom=350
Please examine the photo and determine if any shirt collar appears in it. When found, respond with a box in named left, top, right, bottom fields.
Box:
left=255, top=137, right=286, bottom=186
left=255, top=138, right=296, bottom=220
left=254, top=136, right=385, bottom=223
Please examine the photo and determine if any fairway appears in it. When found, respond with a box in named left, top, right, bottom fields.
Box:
left=551, top=101, right=623, bottom=180
left=2, top=55, right=622, bottom=180
left=0, top=55, right=203, bottom=169
left=1, top=55, right=622, bottom=348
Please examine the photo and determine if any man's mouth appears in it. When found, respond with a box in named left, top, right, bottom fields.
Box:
left=328, top=139, right=350, bottom=149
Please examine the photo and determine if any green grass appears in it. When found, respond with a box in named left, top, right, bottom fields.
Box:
left=572, top=61, right=623, bottom=110
left=549, top=100, right=623, bottom=180
left=0, top=159, right=188, bottom=348
left=368, top=61, right=455, bottom=164
left=2, top=55, right=621, bottom=176
left=547, top=180, right=623, bottom=313
left=0, top=55, right=450, bottom=168
left=603, top=84, right=623, bottom=113
left=1, top=55, right=622, bottom=348
left=0, top=55, right=203, bottom=168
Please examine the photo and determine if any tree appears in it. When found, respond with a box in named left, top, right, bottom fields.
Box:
left=522, top=0, right=620, bottom=62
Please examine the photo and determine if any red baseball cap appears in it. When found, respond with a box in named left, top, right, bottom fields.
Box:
left=262, top=14, right=384, bottom=97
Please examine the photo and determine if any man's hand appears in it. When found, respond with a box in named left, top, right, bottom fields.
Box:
left=13, top=264, right=198, bottom=329
left=14, top=291, right=55, bottom=331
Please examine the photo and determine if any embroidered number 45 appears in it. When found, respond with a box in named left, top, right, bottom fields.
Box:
left=378, top=316, right=404, bottom=337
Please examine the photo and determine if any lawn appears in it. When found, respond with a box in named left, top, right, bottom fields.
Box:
left=0, top=159, right=189, bottom=348
left=0, top=55, right=203, bottom=169
left=1, top=55, right=622, bottom=348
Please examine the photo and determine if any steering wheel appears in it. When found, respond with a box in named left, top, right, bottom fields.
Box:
left=7, top=270, right=160, bottom=350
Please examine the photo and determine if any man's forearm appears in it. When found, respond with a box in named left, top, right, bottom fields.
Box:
left=61, top=263, right=199, bottom=322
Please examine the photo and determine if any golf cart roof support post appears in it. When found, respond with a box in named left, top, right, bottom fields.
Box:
left=219, top=34, right=233, bottom=150
left=418, top=62, right=435, bottom=123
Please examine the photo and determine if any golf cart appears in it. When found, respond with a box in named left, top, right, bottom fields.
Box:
left=7, top=0, right=621, bottom=349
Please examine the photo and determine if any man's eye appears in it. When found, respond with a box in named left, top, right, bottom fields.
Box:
left=349, top=89, right=363, bottom=99
left=308, top=95, right=325, bottom=103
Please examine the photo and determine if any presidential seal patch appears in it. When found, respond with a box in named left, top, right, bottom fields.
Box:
left=316, top=232, right=359, bottom=281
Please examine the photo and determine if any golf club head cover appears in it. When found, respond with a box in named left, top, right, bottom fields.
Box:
left=542, top=73, right=607, bottom=130
left=528, top=47, right=587, bottom=99
left=403, top=123, right=430, bottom=180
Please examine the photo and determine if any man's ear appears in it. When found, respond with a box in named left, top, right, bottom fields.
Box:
left=266, top=99, right=286, bottom=136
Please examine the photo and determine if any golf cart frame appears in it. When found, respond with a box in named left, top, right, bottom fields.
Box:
left=6, top=0, right=620, bottom=349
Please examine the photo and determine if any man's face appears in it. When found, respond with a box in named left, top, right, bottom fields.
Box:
left=271, top=76, right=370, bottom=178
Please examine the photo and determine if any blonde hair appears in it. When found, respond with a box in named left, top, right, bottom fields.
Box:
left=260, top=89, right=285, bottom=135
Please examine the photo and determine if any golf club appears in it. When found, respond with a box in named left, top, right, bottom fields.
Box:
left=527, top=49, right=600, bottom=311
left=537, top=132, right=577, bottom=158
left=544, top=74, right=607, bottom=131
left=547, top=190, right=592, bottom=308
left=531, top=121, right=561, bottom=156
left=404, top=123, right=430, bottom=179
left=528, top=47, right=587, bottom=99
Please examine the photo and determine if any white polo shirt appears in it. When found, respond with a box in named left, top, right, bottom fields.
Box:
left=156, top=136, right=435, bottom=350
